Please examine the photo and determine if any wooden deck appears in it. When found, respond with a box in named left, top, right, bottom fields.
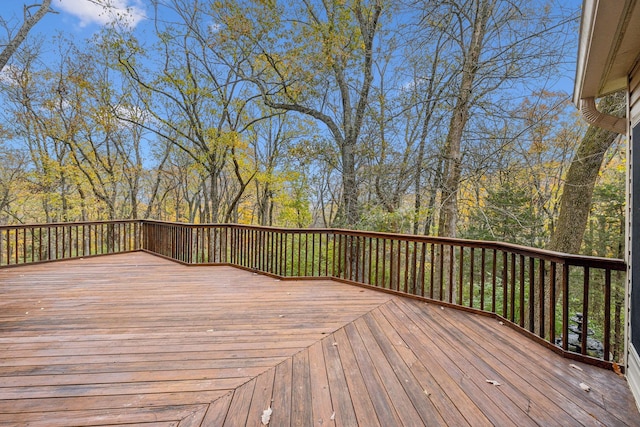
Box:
left=0, top=252, right=638, bottom=426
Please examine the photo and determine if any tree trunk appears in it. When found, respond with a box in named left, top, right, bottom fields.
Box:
left=548, top=93, right=624, bottom=254
left=0, top=0, right=51, bottom=71
left=341, top=140, right=359, bottom=227
left=540, top=92, right=624, bottom=340
left=438, top=0, right=493, bottom=238
left=435, top=0, right=493, bottom=305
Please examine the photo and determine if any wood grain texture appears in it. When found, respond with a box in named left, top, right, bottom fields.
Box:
left=1, top=252, right=638, bottom=426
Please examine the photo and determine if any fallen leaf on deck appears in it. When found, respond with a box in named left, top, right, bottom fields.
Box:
left=440, top=307, right=445, bottom=310
left=613, top=362, right=623, bottom=377
left=569, top=363, right=583, bottom=371
left=330, top=411, right=336, bottom=420
left=579, top=382, right=591, bottom=392
left=424, top=390, right=431, bottom=397
left=498, top=321, right=504, bottom=325
left=332, top=342, right=338, bottom=346
left=278, top=315, right=285, bottom=318
left=485, top=379, right=501, bottom=386
left=261, top=406, right=273, bottom=425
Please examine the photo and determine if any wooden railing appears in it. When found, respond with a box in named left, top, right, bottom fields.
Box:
left=0, top=220, right=626, bottom=368
left=0, top=220, right=142, bottom=266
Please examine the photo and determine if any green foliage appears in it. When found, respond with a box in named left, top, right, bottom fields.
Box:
left=463, top=182, right=543, bottom=246
left=273, top=171, right=312, bottom=228
left=583, top=149, right=626, bottom=258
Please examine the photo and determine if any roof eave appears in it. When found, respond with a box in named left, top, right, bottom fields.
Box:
left=573, top=0, right=636, bottom=105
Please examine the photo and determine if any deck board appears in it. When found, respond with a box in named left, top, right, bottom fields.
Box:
left=360, top=312, right=446, bottom=425
left=321, top=332, right=359, bottom=426
left=246, top=366, right=275, bottom=427
left=425, top=297, right=639, bottom=425
left=1, top=252, right=639, bottom=426
left=291, top=349, right=313, bottom=426
left=269, top=358, right=293, bottom=426
left=369, top=308, right=473, bottom=426
left=308, top=341, right=334, bottom=426
left=350, top=318, right=424, bottom=425
left=413, top=298, right=616, bottom=426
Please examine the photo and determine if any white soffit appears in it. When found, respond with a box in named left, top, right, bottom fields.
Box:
left=574, top=0, right=640, bottom=103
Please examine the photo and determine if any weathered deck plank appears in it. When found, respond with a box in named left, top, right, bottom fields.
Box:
left=1, top=252, right=639, bottom=426
left=407, top=298, right=621, bottom=426
left=308, top=341, right=334, bottom=425
left=359, top=313, right=446, bottom=425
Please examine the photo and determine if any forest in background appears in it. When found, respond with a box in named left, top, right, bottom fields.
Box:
left=0, top=0, right=626, bottom=260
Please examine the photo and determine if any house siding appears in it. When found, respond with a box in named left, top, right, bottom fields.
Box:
left=632, top=61, right=640, bottom=126
left=629, top=59, right=640, bottom=412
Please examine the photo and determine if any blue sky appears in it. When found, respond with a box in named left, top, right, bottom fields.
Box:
left=2, top=0, right=148, bottom=38
left=1, top=0, right=582, bottom=96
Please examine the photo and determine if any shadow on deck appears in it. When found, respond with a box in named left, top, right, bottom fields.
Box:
left=0, top=252, right=638, bottom=426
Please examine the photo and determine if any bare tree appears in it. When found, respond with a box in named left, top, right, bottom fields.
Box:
left=111, top=0, right=282, bottom=222
left=0, top=0, right=51, bottom=71
left=410, top=0, right=578, bottom=238
left=437, top=0, right=494, bottom=238
left=215, top=0, right=384, bottom=227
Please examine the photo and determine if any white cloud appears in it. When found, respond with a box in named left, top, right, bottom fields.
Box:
left=54, top=0, right=146, bottom=28
left=0, top=64, right=19, bottom=85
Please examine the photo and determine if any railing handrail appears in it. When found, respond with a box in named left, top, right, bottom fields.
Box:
left=139, top=220, right=625, bottom=270
left=0, top=220, right=142, bottom=267
left=0, top=219, right=141, bottom=230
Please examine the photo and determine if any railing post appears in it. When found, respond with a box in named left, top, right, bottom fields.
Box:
left=581, top=267, right=590, bottom=355
left=538, top=259, right=545, bottom=338
left=562, top=263, right=570, bottom=351
left=549, top=262, right=556, bottom=344
left=604, top=269, right=612, bottom=361
left=502, top=251, right=508, bottom=318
